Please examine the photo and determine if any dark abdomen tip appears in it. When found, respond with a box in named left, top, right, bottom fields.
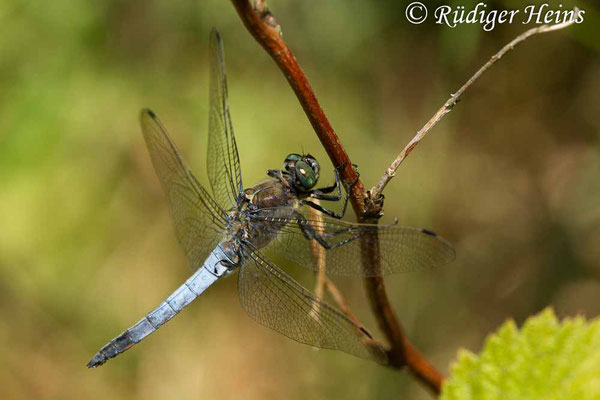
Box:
left=87, top=352, right=107, bottom=368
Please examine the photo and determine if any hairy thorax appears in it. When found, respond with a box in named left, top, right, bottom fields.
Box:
left=227, top=179, right=297, bottom=250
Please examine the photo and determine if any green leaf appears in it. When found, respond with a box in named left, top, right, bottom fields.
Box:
left=441, top=308, right=600, bottom=400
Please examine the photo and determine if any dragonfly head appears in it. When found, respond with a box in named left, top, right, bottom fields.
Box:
left=284, top=153, right=320, bottom=192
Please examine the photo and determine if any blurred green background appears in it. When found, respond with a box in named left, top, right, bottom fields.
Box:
left=1, top=0, right=599, bottom=398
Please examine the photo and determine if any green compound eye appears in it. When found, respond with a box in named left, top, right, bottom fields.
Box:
left=294, top=160, right=317, bottom=191
left=285, top=153, right=302, bottom=162
left=304, top=155, right=320, bottom=179
left=284, top=153, right=302, bottom=171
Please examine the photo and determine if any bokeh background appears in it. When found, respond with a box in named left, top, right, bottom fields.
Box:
left=1, top=0, right=599, bottom=398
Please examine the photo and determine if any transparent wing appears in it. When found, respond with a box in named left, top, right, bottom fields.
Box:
left=238, top=245, right=387, bottom=364
left=249, top=208, right=456, bottom=277
left=140, top=109, right=227, bottom=269
left=207, top=29, right=243, bottom=210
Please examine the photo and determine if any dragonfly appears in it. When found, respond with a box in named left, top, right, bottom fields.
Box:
left=87, top=29, right=455, bottom=368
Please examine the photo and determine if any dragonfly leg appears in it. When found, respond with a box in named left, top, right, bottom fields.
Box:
left=294, top=210, right=364, bottom=251
left=334, top=161, right=361, bottom=189
left=336, top=163, right=360, bottom=219
left=301, top=199, right=346, bottom=219
left=294, top=210, right=334, bottom=248
left=309, top=169, right=342, bottom=199
left=309, top=164, right=360, bottom=219
left=306, top=170, right=348, bottom=219
left=336, top=162, right=361, bottom=194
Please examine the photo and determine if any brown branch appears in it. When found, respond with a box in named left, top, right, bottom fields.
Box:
left=360, top=232, right=444, bottom=392
left=230, top=0, right=444, bottom=395
left=369, top=9, right=581, bottom=201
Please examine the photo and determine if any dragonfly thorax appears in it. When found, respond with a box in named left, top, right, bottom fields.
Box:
left=243, top=179, right=293, bottom=210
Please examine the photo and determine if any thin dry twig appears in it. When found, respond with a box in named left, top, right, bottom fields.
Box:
left=322, top=278, right=366, bottom=332
left=369, top=8, right=581, bottom=201
left=310, top=200, right=328, bottom=300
